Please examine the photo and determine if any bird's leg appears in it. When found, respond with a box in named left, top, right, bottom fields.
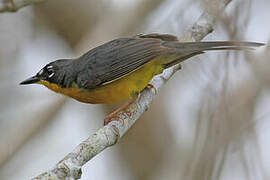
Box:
left=103, top=83, right=156, bottom=126
left=104, top=93, right=141, bottom=125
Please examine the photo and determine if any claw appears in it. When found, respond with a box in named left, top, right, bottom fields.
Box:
left=147, top=83, right=157, bottom=94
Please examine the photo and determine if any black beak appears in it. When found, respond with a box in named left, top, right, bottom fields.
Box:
left=20, top=76, right=40, bottom=85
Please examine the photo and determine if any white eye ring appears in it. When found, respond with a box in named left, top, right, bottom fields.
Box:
left=47, top=65, right=53, bottom=69
left=48, top=72, right=55, bottom=78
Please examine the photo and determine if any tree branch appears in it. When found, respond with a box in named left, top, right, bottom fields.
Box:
left=32, top=0, right=232, bottom=179
left=0, top=0, right=45, bottom=12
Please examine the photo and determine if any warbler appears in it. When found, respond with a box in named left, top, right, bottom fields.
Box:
left=20, top=33, right=264, bottom=125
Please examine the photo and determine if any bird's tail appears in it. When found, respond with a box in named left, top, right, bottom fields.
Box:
left=163, top=41, right=264, bottom=51
left=162, top=41, right=264, bottom=68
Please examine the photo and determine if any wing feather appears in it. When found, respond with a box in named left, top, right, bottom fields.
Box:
left=75, top=37, right=165, bottom=89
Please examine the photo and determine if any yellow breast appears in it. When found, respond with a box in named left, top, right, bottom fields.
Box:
left=40, top=58, right=165, bottom=104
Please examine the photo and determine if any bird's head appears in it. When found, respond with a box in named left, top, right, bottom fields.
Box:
left=20, top=59, right=73, bottom=89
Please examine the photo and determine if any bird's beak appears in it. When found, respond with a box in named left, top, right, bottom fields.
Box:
left=20, top=75, right=40, bottom=85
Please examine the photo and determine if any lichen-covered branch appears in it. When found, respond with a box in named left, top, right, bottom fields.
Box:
left=0, top=0, right=45, bottom=12
left=32, top=1, right=232, bottom=179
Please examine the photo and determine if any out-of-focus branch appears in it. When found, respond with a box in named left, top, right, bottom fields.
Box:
left=0, top=0, right=45, bottom=12
left=32, top=1, right=232, bottom=179
left=180, top=0, right=231, bottom=42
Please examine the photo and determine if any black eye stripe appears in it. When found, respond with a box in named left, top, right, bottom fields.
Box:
left=47, top=69, right=54, bottom=73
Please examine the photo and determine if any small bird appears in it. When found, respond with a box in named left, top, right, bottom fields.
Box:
left=20, top=33, right=264, bottom=125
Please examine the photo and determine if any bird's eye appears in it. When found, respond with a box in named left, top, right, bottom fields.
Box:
left=47, top=66, right=55, bottom=78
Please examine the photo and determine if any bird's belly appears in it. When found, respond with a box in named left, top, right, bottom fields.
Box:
left=76, top=61, right=163, bottom=104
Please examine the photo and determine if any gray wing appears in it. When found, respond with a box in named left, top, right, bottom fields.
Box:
left=75, top=35, right=172, bottom=89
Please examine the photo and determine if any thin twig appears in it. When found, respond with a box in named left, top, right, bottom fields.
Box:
left=32, top=1, right=232, bottom=179
left=0, top=0, right=45, bottom=12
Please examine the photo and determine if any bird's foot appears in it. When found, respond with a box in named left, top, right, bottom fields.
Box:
left=103, top=96, right=139, bottom=125
left=147, top=83, right=157, bottom=94
left=104, top=113, right=120, bottom=126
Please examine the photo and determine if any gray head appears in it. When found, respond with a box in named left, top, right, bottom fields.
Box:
left=20, top=59, right=74, bottom=87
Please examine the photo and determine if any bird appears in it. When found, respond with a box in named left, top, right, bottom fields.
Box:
left=20, top=33, right=264, bottom=125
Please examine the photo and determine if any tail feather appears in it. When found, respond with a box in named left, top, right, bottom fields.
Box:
left=163, top=41, right=264, bottom=53
left=201, top=46, right=256, bottom=51
left=162, top=41, right=264, bottom=69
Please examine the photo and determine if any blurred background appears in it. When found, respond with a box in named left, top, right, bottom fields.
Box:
left=0, top=0, right=269, bottom=179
